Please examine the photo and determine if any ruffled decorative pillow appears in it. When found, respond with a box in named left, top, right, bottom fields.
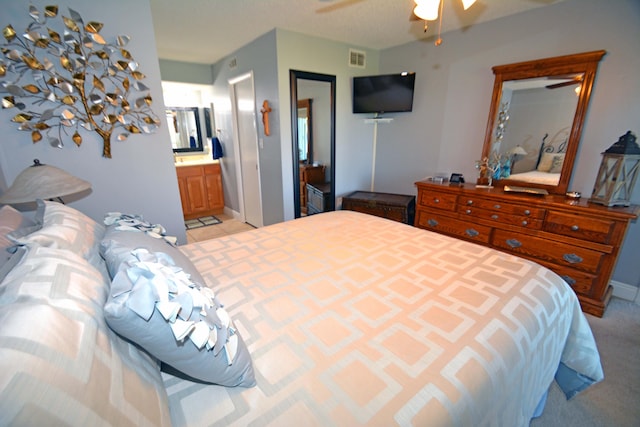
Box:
left=103, top=248, right=255, bottom=387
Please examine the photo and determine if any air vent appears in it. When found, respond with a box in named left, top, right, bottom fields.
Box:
left=349, top=49, right=366, bottom=68
left=228, top=57, right=237, bottom=69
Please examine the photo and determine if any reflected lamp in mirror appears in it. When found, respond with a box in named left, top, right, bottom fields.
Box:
left=0, top=159, right=91, bottom=205
left=589, top=131, right=640, bottom=207
left=167, top=107, right=204, bottom=153
left=508, top=145, right=528, bottom=169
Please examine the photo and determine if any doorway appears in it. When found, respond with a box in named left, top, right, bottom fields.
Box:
left=230, top=72, right=263, bottom=227
left=290, top=70, right=336, bottom=218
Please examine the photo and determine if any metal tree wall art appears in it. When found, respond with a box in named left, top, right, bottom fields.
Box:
left=0, top=5, right=160, bottom=158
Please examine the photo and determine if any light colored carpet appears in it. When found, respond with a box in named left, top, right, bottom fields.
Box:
left=530, top=297, right=640, bottom=426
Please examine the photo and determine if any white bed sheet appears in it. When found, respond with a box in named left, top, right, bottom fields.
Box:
left=508, top=170, right=561, bottom=185
left=164, top=210, right=602, bottom=426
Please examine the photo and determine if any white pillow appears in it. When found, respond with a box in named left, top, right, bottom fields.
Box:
left=537, top=152, right=564, bottom=173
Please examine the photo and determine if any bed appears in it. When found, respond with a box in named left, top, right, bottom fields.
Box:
left=0, top=202, right=604, bottom=426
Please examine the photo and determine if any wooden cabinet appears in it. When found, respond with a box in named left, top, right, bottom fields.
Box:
left=307, top=183, right=331, bottom=215
left=415, top=181, right=639, bottom=317
left=343, top=191, right=416, bottom=225
left=300, top=164, right=325, bottom=215
left=176, top=163, right=224, bottom=220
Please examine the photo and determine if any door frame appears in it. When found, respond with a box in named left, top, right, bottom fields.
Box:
left=229, top=71, right=263, bottom=227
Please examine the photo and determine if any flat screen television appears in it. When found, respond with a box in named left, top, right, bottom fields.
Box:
left=352, top=72, right=416, bottom=115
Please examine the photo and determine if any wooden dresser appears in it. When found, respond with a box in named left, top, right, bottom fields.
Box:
left=414, top=181, right=639, bottom=317
left=176, top=163, right=224, bottom=220
left=299, top=164, right=325, bottom=215
left=343, top=191, right=416, bottom=225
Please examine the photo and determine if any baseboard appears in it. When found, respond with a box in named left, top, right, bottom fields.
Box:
left=611, top=280, right=640, bottom=304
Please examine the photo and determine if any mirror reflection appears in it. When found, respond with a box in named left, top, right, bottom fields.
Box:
left=494, top=76, right=581, bottom=186
left=481, top=50, right=606, bottom=195
left=167, top=106, right=203, bottom=152
left=290, top=70, right=336, bottom=218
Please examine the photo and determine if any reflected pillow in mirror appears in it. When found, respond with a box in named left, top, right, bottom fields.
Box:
left=549, top=154, right=565, bottom=174
left=537, top=152, right=564, bottom=173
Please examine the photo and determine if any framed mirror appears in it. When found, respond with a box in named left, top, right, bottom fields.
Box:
left=290, top=70, right=336, bottom=218
left=481, top=50, right=606, bottom=195
left=167, top=106, right=203, bottom=152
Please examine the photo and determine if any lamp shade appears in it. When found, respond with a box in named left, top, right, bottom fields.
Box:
left=510, top=146, right=528, bottom=156
left=0, top=159, right=91, bottom=204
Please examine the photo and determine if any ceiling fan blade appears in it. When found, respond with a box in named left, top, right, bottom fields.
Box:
left=316, top=0, right=367, bottom=13
left=546, top=80, right=580, bottom=89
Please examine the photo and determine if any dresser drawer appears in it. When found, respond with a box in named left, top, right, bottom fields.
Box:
left=458, top=197, right=546, bottom=219
left=415, top=210, right=491, bottom=243
left=491, top=229, right=603, bottom=274
left=539, top=262, right=597, bottom=295
left=458, top=206, right=543, bottom=230
left=543, top=211, right=615, bottom=244
left=417, top=191, right=457, bottom=211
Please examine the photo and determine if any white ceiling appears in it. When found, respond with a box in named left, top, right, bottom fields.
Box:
left=150, top=0, right=565, bottom=65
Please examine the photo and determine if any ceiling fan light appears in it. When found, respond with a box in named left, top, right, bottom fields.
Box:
left=414, top=0, right=440, bottom=21
left=462, top=0, right=477, bottom=10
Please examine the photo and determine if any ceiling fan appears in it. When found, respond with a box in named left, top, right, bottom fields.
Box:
left=546, top=74, right=583, bottom=89
left=411, top=0, right=477, bottom=46
left=315, top=0, right=366, bottom=14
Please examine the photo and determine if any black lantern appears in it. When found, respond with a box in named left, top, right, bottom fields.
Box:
left=589, top=131, right=640, bottom=207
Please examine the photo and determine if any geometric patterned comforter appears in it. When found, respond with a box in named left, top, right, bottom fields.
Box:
left=164, top=210, right=603, bottom=426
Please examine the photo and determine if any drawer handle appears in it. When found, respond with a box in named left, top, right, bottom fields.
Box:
left=433, top=198, right=440, bottom=203
left=494, top=204, right=501, bottom=209
left=524, top=209, right=531, bottom=216
left=563, top=253, right=583, bottom=264
left=561, top=275, right=577, bottom=286
left=466, top=200, right=473, bottom=205
left=465, top=228, right=479, bottom=238
left=521, top=220, right=528, bottom=226
left=427, top=219, right=439, bottom=227
left=491, top=214, right=499, bottom=220
left=465, top=209, right=472, bottom=214
left=506, top=239, right=522, bottom=248
left=571, top=225, right=580, bottom=231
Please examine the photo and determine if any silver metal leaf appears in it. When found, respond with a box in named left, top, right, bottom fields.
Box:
left=127, top=61, right=138, bottom=72
left=7, top=50, right=22, bottom=61
left=60, top=119, right=74, bottom=127
left=116, top=35, right=130, bottom=47
left=15, top=102, right=26, bottom=110
left=89, top=94, right=102, bottom=104
left=68, top=8, right=83, bottom=25
left=135, top=97, right=146, bottom=109
left=43, top=57, right=54, bottom=71
left=23, top=31, right=41, bottom=43
left=18, top=123, right=32, bottom=130
left=133, top=81, right=149, bottom=92
left=117, top=132, right=129, bottom=141
left=7, top=85, right=25, bottom=97
left=46, top=92, right=56, bottom=102
left=82, top=35, right=93, bottom=48
left=81, top=122, right=93, bottom=131
left=49, top=137, right=63, bottom=148
left=40, top=109, right=55, bottom=120
left=28, top=5, right=40, bottom=22
left=63, top=32, right=77, bottom=45
left=58, top=81, right=75, bottom=94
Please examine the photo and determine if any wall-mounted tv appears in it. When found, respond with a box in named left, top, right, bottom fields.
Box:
left=352, top=72, right=416, bottom=115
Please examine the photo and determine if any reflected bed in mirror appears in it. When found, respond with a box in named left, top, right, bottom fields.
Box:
left=167, top=106, right=203, bottom=153
left=481, top=50, right=606, bottom=195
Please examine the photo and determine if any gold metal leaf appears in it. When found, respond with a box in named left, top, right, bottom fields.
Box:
left=34, top=38, right=50, bottom=48
left=90, top=33, right=106, bottom=45
left=60, top=55, right=73, bottom=71
left=104, top=114, right=118, bottom=124
left=94, top=50, right=109, bottom=60
left=131, top=71, right=146, bottom=80
left=144, top=95, right=153, bottom=106
left=85, top=21, right=103, bottom=34
left=61, top=95, right=77, bottom=105
left=3, top=25, right=16, bottom=42
left=121, top=99, right=130, bottom=111
left=89, top=104, right=104, bottom=115
left=32, top=130, right=42, bottom=143
left=61, top=110, right=75, bottom=120
left=127, top=124, right=141, bottom=134
left=45, top=6, right=58, bottom=18
left=22, top=84, right=40, bottom=94
left=34, top=122, right=50, bottom=130
left=93, top=75, right=105, bottom=92
left=122, top=78, right=130, bottom=91
left=72, top=132, right=82, bottom=146
left=120, top=49, right=132, bottom=60
left=12, top=113, right=33, bottom=123
left=22, top=55, right=45, bottom=70
left=105, top=93, right=118, bottom=105
left=143, top=116, right=159, bottom=125
left=62, top=16, right=79, bottom=32
left=47, top=28, right=60, bottom=43
left=116, top=60, right=128, bottom=71
left=0, top=62, right=5, bottom=77
left=2, top=96, right=15, bottom=108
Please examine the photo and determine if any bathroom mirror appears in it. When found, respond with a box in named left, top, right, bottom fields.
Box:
left=167, top=106, right=203, bottom=152
left=481, top=50, right=606, bottom=195
left=290, top=70, right=336, bottom=218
